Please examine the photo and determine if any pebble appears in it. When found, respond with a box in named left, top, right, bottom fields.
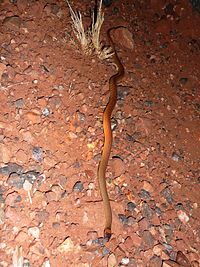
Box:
left=141, top=202, right=153, bottom=219
left=127, top=201, right=136, bottom=212
left=21, top=171, right=39, bottom=184
left=73, top=181, right=84, bottom=192
left=179, top=77, right=188, bottom=85
left=5, top=192, right=21, bottom=206
left=141, top=230, right=155, bottom=250
left=28, top=226, right=40, bottom=239
left=138, top=217, right=150, bottom=231
left=117, top=86, right=130, bottom=101
left=15, top=98, right=24, bottom=109
left=148, top=255, right=162, bottom=267
left=142, top=181, right=154, bottom=193
left=172, top=152, right=181, bottom=162
left=102, top=246, right=110, bottom=256
left=118, top=214, right=128, bottom=225
left=7, top=173, right=24, bottom=189
left=139, top=189, right=151, bottom=200
left=15, top=149, right=28, bottom=164
left=15, top=231, right=29, bottom=243
left=57, top=237, right=81, bottom=253
left=26, top=111, right=41, bottom=124
left=161, top=187, right=173, bottom=204
left=23, top=180, right=32, bottom=191
left=32, top=147, right=43, bottom=162
left=177, top=210, right=189, bottom=224
left=42, top=107, right=50, bottom=117
left=111, top=157, right=125, bottom=177
left=107, top=253, right=117, bottom=267
left=131, top=233, right=142, bottom=247
left=35, top=210, right=49, bottom=223
left=120, top=257, right=130, bottom=265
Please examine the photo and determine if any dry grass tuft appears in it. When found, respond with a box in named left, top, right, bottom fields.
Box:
left=67, top=0, right=113, bottom=59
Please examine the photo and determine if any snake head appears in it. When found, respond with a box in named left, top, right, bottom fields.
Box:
left=104, top=228, right=112, bottom=242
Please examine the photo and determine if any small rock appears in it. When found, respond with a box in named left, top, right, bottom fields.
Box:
left=0, top=163, right=23, bottom=176
left=141, top=230, right=155, bottom=250
left=15, top=98, right=24, bottom=109
left=131, top=233, right=142, bottom=247
left=139, top=189, right=151, bottom=200
left=73, top=181, right=84, bottom=192
left=113, top=27, right=134, bottom=50
left=118, top=214, right=128, bottom=225
left=28, top=227, right=40, bottom=239
left=29, top=241, right=46, bottom=256
left=5, top=192, right=21, bottom=206
left=117, top=86, right=130, bottom=101
left=148, top=255, right=162, bottom=267
left=107, top=253, right=117, bottom=267
left=111, top=157, right=125, bottom=177
left=120, top=257, right=129, bottom=265
left=45, top=191, right=57, bottom=202
left=26, top=111, right=41, bottom=124
left=161, top=187, right=173, bottom=204
left=15, top=231, right=29, bottom=243
left=7, top=173, right=24, bottom=189
left=142, top=181, right=154, bottom=193
left=177, top=210, right=189, bottom=224
left=179, top=77, right=188, bottom=85
left=141, top=202, right=153, bottom=219
left=42, top=107, right=50, bottom=117
left=102, top=246, right=110, bottom=256
left=21, top=171, right=39, bottom=184
left=138, top=217, right=150, bottom=231
left=32, top=147, right=43, bottom=162
left=15, top=149, right=28, bottom=164
left=172, top=152, right=181, bottom=162
left=35, top=210, right=49, bottom=223
left=57, top=237, right=80, bottom=253
left=23, top=180, right=32, bottom=191
left=127, top=202, right=136, bottom=212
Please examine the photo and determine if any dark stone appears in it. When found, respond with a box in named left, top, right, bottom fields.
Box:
left=118, top=214, right=128, bottom=225
left=0, top=163, right=23, bottom=176
left=73, top=181, right=84, bottom=192
left=161, top=187, right=173, bottom=204
left=141, top=202, right=153, bottom=219
left=7, top=173, right=24, bottom=189
left=127, top=201, right=136, bottom=212
left=20, top=171, right=39, bottom=184
left=179, top=77, right=188, bottom=85
left=32, top=147, right=43, bottom=162
left=139, top=189, right=151, bottom=200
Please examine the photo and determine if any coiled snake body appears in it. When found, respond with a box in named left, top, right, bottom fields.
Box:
left=97, top=28, right=124, bottom=241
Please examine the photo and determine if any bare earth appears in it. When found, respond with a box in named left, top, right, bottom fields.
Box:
left=0, top=0, right=200, bottom=266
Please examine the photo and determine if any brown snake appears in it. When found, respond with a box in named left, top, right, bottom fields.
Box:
left=97, top=27, right=125, bottom=241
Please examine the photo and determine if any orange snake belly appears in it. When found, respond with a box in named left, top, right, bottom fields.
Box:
left=97, top=28, right=124, bottom=241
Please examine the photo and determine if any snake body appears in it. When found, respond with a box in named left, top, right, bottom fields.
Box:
left=97, top=28, right=124, bottom=241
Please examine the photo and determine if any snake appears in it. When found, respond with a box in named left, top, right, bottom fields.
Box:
left=97, top=27, right=125, bottom=241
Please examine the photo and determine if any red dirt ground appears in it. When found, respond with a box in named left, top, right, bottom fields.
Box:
left=0, top=0, right=200, bottom=266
